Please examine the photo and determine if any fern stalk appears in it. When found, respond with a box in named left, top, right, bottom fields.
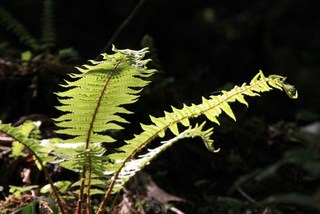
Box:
left=83, top=57, right=123, bottom=214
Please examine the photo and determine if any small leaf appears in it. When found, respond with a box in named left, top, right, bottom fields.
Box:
left=204, top=111, right=220, bottom=125
left=234, top=93, right=248, bottom=107
left=250, top=72, right=261, bottom=84
left=158, top=130, right=165, bottom=138
left=21, top=50, right=32, bottom=61
left=9, top=185, right=39, bottom=197
left=169, top=123, right=179, bottom=135
left=40, top=181, right=71, bottom=194
left=217, top=196, right=243, bottom=213
left=258, top=193, right=320, bottom=210
left=283, top=83, right=298, bottom=99
left=39, top=197, right=59, bottom=214
left=13, top=201, right=38, bottom=214
left=180, top=118, right=190, bottom=127
left=268, top=79, right=283, bottom=91
left=220, top=102, right=236, bottom=121
left=10, top=141, right=27, bottom=158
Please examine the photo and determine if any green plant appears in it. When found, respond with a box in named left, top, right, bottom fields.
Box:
left=0, top=46, right=297, bottom=213
left=0, top=0, right=55, bottom=52
left=0, top=0, right=78, bottom=64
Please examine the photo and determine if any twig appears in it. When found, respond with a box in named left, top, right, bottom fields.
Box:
left=96, top=0, right=147, bottom=58
left=236, top=187, right=256, bottom=203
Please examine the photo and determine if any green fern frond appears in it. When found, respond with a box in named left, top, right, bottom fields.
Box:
left=111, top=122, right=215, bottom=193
left=54, top=46, right=156, bottom=209
left=55, top=45, right=156, bottom=147
left=0, top=4, right=40, bottom=50
left=0, top=121, right=54, bottom=165
left=43, top=139, right=107, bottom=174
left=103, top=70, right=297, bottom=199
left=0, top=121, right=64, bottom=213
left=41, top=0, right=56, bottom=49
left=9, top=120, right=41, bottom=158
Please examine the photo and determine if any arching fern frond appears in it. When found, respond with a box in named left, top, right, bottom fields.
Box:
left=0, top=121, right=65, bottom=213
left=54, top=46, right=156, bottom=211
left=97, top=71, right=297, bottom=212
left=110, top=122, right=215, bottom=193
left=55, top=46, right=156, bottom=146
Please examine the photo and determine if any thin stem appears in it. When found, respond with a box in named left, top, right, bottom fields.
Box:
left=237, top=187, right=256, bottom=203
left=75, top=176, right=85, bottom=214
left=39, top=157, right=65, bottom=214
left=4, top=133, right=65, bottom=213
left=86, top=155, right=92, bottom=214
left=76, top=57, right=123, bottom=213
left=97, top=0, right=147, bottom=57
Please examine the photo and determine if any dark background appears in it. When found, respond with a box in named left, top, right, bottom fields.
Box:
left=1, top=0, right=319, bottom=121
left=56, top=0, right=318, bottom=121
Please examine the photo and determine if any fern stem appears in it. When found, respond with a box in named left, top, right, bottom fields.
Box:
left=80, top=57, right=124, bottom=213
left=97, top=137, right=156, bottom=214
left=86, top=155, right=92, bottom=214
left=97, top=0, right=147, bottom=56
left=41, top=164, right=65, bottom=214
left=85, top=57, right=124, bottom=149
left=75, top=176, right=85, bottom=214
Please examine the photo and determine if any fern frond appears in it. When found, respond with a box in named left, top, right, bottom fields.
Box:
left=111, top=122, right=215, bottom=193
left=0, top=5, right=40, bottom=50
left=41, top=0, right=56, bottom=49
left=54, top=46, right=156, bottom=210
left=0, top=121, right=64, bottom=213
left=101, top=71, right=297, bottom=203
left=9, top=120, right=41, bottom=158
left=0, top=121, right=54, bottom=165
left=42, top=139, right=107, bottom=174
left=55, top=46, right=156, bottom=147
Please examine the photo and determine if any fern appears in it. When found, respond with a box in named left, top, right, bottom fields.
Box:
left=0, top=4, right=40, bottom=50
left=0, top=121, right=64, bottom=213
left=0, top=1, right=56, bottom=52
left=96, top=70, right=297, bottom=213
left=9, top=120, right=41, bottom=158
left=0, top=45, right=298, bottom=213
left=55, top=46, right=155, bottom=143
left=110, top=122, right=214, bottom=193
left=41, top=0, right=56, bottom=49
left=54, top=45, right=156, bottom=212
left=52, top=46, right=297, bottom=213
